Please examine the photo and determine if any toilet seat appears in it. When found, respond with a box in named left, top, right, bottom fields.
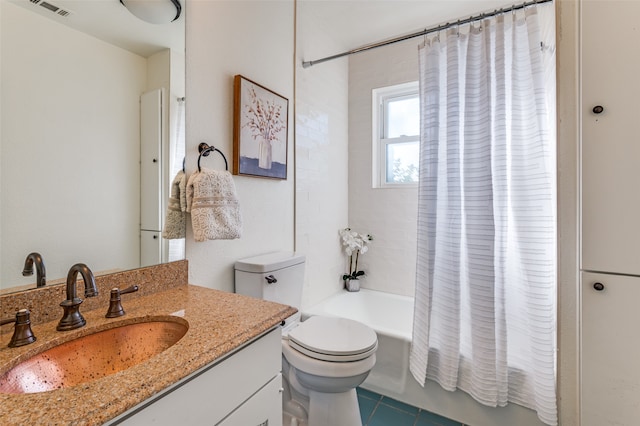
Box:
left=287, top=316, right=378, bottom=362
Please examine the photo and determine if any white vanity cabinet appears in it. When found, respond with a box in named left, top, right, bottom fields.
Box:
left=108, top=327, right=282, bottom=426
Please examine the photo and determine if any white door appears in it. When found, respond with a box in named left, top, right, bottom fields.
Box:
left=580, top=2, right=640, bottom=423
left=140, top=89, right=163, bottom=233
left=581, top=272, right=640, bottom=425
left=140, top=89, right=164, bottom=266
left=140, top=230, right=162, bottom=267
left=581, top=0, right=640, bottom=275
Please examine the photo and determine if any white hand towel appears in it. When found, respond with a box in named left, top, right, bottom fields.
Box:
left=162, top=170, right=186, bottom=239
left=186, top=168, right=242, bottom=241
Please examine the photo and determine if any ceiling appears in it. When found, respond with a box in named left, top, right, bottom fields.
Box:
left=9, top=0, right=523, bottom=62
left=300, top=0, right=517, bottom=56
left=8, top=0, right=184, bottom=57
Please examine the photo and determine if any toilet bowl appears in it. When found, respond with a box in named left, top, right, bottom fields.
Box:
left=234, top=253, right=378, bottom=426
left=282, top=316, right=377, bottom=426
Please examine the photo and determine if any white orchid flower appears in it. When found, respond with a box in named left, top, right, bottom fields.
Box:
left=339, top=227, right=373, bottom=284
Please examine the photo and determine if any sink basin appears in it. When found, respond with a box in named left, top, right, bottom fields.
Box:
left=0, top=319, right=188, bottom=394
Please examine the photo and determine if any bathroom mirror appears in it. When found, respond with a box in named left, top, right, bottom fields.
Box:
left=0, top=0, right=185, bottom=292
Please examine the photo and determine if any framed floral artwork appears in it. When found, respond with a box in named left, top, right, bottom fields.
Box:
left=233, top=75, right=289, bottom=179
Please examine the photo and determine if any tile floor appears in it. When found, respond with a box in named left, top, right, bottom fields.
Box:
left=357, top=387, right=467, bottom=426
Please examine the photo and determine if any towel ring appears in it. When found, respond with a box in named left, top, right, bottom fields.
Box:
left=197, top=142, right=228, bottom=172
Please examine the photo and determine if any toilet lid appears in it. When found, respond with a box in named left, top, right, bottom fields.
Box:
left=287, top=316, right=378, bottom=362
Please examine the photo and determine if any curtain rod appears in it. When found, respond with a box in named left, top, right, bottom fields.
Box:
left=302, top=0, right=552, bottom=68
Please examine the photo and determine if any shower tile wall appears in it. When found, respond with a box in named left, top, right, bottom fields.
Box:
left=296, top=3, right=351, bottom=309
left=296, top=2, right=423, bottom=302
left=348, top=41, right=420, bottom=297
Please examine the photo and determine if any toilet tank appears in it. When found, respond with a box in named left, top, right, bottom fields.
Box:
left=234, top=252, right=305, bottom=309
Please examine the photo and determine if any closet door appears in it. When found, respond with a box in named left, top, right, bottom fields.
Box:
left=581, top=0, right=640, bottom=275
left=140, top=230, right=162, bottom=267
left=581, top=2, right=640, bottom=423
left=140, top=89, right=164, bottom=266
left=140, top=88, right=163, bottom=233
left=581, top=272, right=640, bottom=425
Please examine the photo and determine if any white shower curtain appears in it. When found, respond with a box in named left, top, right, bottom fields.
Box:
left=167, top=97, right=186, bottom=261
left=410, top=5, right=557, bottom=426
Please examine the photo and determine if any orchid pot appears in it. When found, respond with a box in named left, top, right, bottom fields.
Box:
left=339, top=227, right=373, bottom=293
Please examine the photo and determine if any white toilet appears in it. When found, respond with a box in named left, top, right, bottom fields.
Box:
left=235, top=252, right=378, bottom=426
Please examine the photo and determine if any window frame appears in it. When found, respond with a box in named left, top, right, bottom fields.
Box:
left=372, top=81, right=420, bottom=189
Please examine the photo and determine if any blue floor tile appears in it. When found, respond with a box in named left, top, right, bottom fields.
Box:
left=367, top=403, right=417, bottom=426
left=358, top=388, right=463, bottom=426
left=416, top=410, right=463, bottom=426
left=380, top=396, right=420, bottom=415
left=357, top=387, right=383, bottom=401
left=358, top=394, right=378, bottom=424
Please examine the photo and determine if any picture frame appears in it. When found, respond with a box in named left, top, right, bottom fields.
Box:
left=233, top=75, right=289, bottom=179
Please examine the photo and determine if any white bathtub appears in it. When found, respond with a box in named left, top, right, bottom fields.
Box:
left=302, top=288, right=413, bottom=395
left=302, top=288, right=545, bottom=426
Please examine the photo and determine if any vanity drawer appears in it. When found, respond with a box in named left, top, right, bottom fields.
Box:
left=112, top=327, right=281, bottom=425
left=217, top=374, right=282, bottom=426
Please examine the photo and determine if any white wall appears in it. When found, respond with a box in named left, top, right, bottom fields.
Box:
left=348, top=41, right=420, bottom=297
left=295, top=1, right=351, bottom=309
left=0, top=1, right=145, bottom=288
left=555, top=1, right=579, bottom=424
left=185, top=0, right=295, bottom=292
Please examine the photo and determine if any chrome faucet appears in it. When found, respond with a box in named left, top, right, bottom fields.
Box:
left=22, top=252, right=46, bottom=288
left=57, top=263, right=99, bottom=331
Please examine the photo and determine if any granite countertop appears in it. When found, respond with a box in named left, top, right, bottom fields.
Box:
left=0, top=284, right=296, bottom=426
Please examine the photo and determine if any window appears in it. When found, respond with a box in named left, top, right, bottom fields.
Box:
left=372, top=82, right=420, bottom=188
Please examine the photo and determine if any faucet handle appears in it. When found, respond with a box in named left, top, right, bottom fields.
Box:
left=0, top=309, right=37, bottom=347
left=105, top=285, right=139, bottom=318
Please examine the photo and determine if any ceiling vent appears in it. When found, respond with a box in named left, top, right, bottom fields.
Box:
left=29, top=0, right=73, bottom=18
